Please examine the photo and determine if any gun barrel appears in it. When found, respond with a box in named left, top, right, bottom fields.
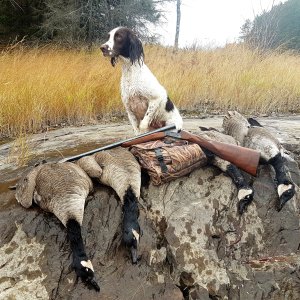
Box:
left=59, top=124, right=176, bottom=163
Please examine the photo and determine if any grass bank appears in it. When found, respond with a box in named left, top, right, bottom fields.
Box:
left=0, top=44, right=300, bottom=138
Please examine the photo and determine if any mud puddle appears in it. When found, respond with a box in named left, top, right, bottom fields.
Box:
left=1, top=140, right=113, bottom=181
left=0, top=179, right=18, bottom=210
left=0, top=140, right=111, bottom=211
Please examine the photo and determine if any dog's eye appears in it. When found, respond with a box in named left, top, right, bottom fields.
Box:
left=115, top=34, right=122, bottom=41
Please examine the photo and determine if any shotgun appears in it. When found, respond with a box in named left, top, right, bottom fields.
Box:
left=59, top=124, right=177, bottom=163
left=60, top=124, right=260, bottom=176
left=122, top=130, right=260, bottom=176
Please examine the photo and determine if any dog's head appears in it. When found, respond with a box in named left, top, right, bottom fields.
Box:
left=100, top=27, right=144, bottom=67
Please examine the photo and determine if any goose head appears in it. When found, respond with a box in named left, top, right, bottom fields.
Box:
left=237, top=187, right=254, bottom=215
left=73, top=259, right=100, bottom=291
left=277, top=181, right=295, bottom=211
left=123, top=226, right=141, bottom=264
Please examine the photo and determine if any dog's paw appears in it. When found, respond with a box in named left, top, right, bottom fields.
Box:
left=175, top=123, right=183, bottom=132
left=133, top=127, right=139, bottom=135
left=168, top=114, right=183, bottom=132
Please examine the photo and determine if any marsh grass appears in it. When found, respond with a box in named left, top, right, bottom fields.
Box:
left=0, top=44, right=300, bottom=138
left=7, top=131, right=34, bottom=166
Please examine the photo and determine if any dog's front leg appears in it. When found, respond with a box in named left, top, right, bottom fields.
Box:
left=126, top=109, right=139, bottom=135
left=139, top=100, right=160, bottom=133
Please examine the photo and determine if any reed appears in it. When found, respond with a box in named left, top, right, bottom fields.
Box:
left=0, top=44, right=299, bottom=138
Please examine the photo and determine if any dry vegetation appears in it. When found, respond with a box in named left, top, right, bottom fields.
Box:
left=1, top=44, right=300, bottom=138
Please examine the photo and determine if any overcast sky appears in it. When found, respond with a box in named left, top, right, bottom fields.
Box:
left=157, top=0, right=287, bottom=47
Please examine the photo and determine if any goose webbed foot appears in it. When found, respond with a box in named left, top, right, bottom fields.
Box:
left=237, top=188, right=254, bottom=215
left=130, top=245, right=138, bottom=264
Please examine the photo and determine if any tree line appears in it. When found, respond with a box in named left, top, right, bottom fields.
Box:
left=240, top=0, right=300, bottom=51
left=0, top=0, right=173, bottom=44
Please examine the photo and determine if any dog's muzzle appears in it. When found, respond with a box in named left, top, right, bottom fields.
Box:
left=100, top=44, right=111, bottom=57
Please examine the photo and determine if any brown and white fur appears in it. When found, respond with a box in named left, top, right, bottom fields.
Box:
left=100, top=27, right=183, bottom=134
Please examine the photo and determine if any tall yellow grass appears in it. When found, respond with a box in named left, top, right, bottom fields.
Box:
left=0, top=44, right=300, bottom=138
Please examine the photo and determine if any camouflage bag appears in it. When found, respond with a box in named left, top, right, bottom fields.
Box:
left=130, top=138, right=207, bottom=185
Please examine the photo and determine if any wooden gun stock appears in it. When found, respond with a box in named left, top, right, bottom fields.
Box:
left=122, top=130, right=260, bottom=176
left=180, top=130, right=259, bottom=176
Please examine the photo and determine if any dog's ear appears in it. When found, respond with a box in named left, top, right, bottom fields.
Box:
left=128, top=32, right=144, bottom=65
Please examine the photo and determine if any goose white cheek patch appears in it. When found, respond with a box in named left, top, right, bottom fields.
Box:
left=132, top=229, right=140, bottom=243
left=81, top=260, right=94, bottom=272
left=278, top=184, right=293, bottom=198
left=238, top=188, right=253, bottom=201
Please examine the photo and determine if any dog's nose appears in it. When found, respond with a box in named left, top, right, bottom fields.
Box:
left=100, top=44, right=109, bottom=52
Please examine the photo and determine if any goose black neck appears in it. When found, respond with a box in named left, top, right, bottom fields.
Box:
left=123, top=186, right=139, bottom=221
left=66, top=219, right=87, bottom=260
left=226, top=164, right=248, bottom=189
left=269, top=153, right=289, bottom=184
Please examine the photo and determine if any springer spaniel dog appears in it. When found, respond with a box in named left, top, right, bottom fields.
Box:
left=100, top=27, right=183, bottom=134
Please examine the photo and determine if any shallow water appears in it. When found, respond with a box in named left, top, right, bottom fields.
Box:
left=0, top=140, right=113, bottom=211
left=0, top=179, right=18, bottom=211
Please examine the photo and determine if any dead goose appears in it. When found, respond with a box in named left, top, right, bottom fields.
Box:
left=77, top=147, right=141, bottom=264
left=223, top=111, right=295, bottom=211
left=198, top=127, right=254, bottom=214
left=15, top=162, right=100, bottom=291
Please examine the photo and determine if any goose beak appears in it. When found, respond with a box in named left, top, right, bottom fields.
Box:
left=131, top=246, right=138, bottom=264
left=277, top=195, right=293, bottom=212
left=89, top=278, right=100, bottom=292
left=277, top=184, right=295, bottom=211
left=277, top=198, right=287, bottom=212
left=238, top=199, right=250, bottom=215
left=237, top=189, right=254, bottom=215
